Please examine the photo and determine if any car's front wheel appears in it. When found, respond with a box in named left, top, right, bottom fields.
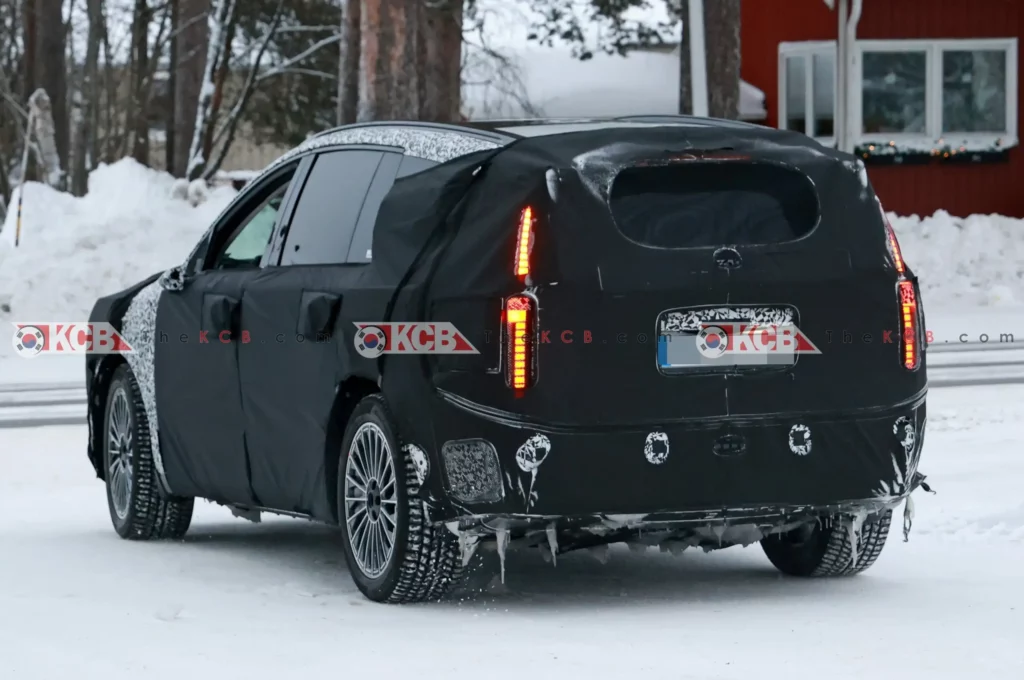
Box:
left=761, top=510, right=892, bottom=577
left=338, top=394, right=463, bottom=603
left=103, top=364, right=194, bottom=540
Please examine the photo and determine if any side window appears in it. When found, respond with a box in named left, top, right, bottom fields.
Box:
left=210, top=171, right=294, bottom=270
left=280, top=149, right=384, bottom=266
left=215, top=187, right=288, bottom=269
left=396, top=155, right=437, bottom=179
left=346, top=154, right=438, bottom=263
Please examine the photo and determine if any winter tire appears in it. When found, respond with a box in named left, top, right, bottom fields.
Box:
left=103, top=364, right=194, bottom=540
left=338, top=394, right=463, bottom=603
left=761, top=510, right=893, bottom=577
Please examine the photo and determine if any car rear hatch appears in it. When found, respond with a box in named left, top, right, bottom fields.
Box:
left=494, top=145, right=923, bottom=427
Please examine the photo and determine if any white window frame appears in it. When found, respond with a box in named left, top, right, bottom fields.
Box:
left=778, top=38, right=1018, bottom=151
left=854, top=38, right=1018, bottom=149
left=778, top=41, right=838, bottom=147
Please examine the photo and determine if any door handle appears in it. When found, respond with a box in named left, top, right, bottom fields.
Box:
left=202, top=294, right=240, bottom=336
left=297, top=291, right=341, bottom=338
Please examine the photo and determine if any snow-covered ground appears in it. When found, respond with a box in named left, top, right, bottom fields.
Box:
left=1, top=383, right=1021, bottom=678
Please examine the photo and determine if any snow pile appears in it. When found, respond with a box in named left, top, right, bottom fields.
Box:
left=0, top=159, right=235, bottom=357
left=889, top=210, right=1024, bottom=307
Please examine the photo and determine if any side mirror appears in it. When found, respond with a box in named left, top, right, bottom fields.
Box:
left=158, top=265, right=191, bottom=292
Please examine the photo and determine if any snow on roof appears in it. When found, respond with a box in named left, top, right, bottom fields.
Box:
left=463, top=47, right=766, bottom=121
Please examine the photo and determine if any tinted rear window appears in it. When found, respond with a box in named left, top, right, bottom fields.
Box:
left=609, top=163, right=819, bottom=248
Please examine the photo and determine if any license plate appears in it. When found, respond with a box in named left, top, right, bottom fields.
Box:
left=657, top=305, right=797, bottom=371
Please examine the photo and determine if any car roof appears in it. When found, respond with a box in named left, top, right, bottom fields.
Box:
left=462, top=115, right=765, bottom=138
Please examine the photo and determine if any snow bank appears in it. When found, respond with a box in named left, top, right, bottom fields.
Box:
left=0, top=159, right=235, bottom=359
left=889, top=210, right=1024, bottom=307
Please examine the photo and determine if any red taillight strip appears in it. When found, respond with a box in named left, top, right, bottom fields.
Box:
left=886, top=221, right=905, bottom=275
left=878, top=202, right=906, bottom=275
left=504, top=295, right=534, bottom=390
left=898, top=280, right=919, bottom=370
left=514, top=207, right=534, bottom=280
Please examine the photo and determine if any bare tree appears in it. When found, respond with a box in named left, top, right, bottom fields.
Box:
left=703, top=0, right=740, bottom=119
left=129, top=0, right=152, bottom=164
left=202, top=0, right=285, bottom=179
left=71, top=0, right=104, bottom=196
left=358, top=0, right=420, bottom=121
left=336, top=0, right=360, bottom=125
left=166, top=0, right=178, bottom=171
left=22, top=0, right=36, bottom=97
left=418, top=0, right=462, bottom=122
left=674, top=0, right=692, bottom=115
left=34, top=0, right=67, bottom=186
left=173, top=0, right=210, bottom=176
left=186, top=0, right=236, bottom=179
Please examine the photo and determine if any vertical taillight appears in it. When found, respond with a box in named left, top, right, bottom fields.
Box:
left=878, top=202, right=905, bottom=275
left=504, top=295, right=535, bottom=390
left=514, top=207, right=534, bottom=281
left=886, top=220, right=905, bottom=275
left=880, top=200, right=919, bottom=370
left=898, top=280, right=919, bottom=370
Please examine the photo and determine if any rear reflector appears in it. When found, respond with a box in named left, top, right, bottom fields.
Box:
left=514, top=206, right=534, bottom=280
left=898, top=280, right=919, bottom=370
left=504, top=295, right=535, bottom=390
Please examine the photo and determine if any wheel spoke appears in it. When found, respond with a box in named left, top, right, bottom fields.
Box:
left=343, top=421, right=400, bottom=579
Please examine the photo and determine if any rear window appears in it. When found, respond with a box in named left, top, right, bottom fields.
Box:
left=609, top=163, right=819, bottom=248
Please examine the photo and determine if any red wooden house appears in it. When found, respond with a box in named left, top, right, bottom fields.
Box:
left=740, top=0, right=1021, bottom=217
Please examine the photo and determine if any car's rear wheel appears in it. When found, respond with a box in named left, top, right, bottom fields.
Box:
left=338, top=394, right=463, bottom=603
left=104, top=364, right=194, bottom=540
left=761, top=510, right=892, bottom=577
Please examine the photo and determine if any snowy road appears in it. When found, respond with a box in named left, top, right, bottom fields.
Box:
left=1, top=385, right=1022, bottom=679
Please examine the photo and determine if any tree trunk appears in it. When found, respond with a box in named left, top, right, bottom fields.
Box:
left=35, top=0, right=68, bottom=184
left=205, top=16, right=235, bottom=162
left=173, top=0, right=210, bottom=177
left=187, top=0, right=236, bottom=180
left=703, top=0, right=740, bottom=119
left=358, top=0, right=420, bottom=122
left=166, top=0, right=178, bottom=172
left=675, top=1, right=692, bottom=115
left=22, top=0, right=36, bottom=97
left=417, top=0, right=462, bottom=122
left=337, top=0, right=360, bottom=125
left=71, top=0, right=103, bottom=196
left=130, top=0, right=151, bottom=165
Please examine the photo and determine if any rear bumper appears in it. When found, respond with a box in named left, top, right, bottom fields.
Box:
left=403, top=387, right=927, bottom=523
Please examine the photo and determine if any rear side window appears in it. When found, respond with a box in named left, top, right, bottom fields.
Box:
left=609, top=163, right=819, bottom=248
left=396, top=155, right=437, bottom=178
left=280, top=149, right=383, bottom=265
left=345, top=154, right=439, bottom=263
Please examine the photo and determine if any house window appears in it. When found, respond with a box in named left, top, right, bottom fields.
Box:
left=779, top=38, right=1018, bottom=150
left=779, top=42, right=835, bottom=142
left=942, top=49, right=1008, bottom=133
left=861, top=50, right=927, bottom=134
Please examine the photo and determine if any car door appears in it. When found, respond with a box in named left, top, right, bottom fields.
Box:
left=237, top=147, right=402, bottom=517
left=155, top=161, right=299, bottom=504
